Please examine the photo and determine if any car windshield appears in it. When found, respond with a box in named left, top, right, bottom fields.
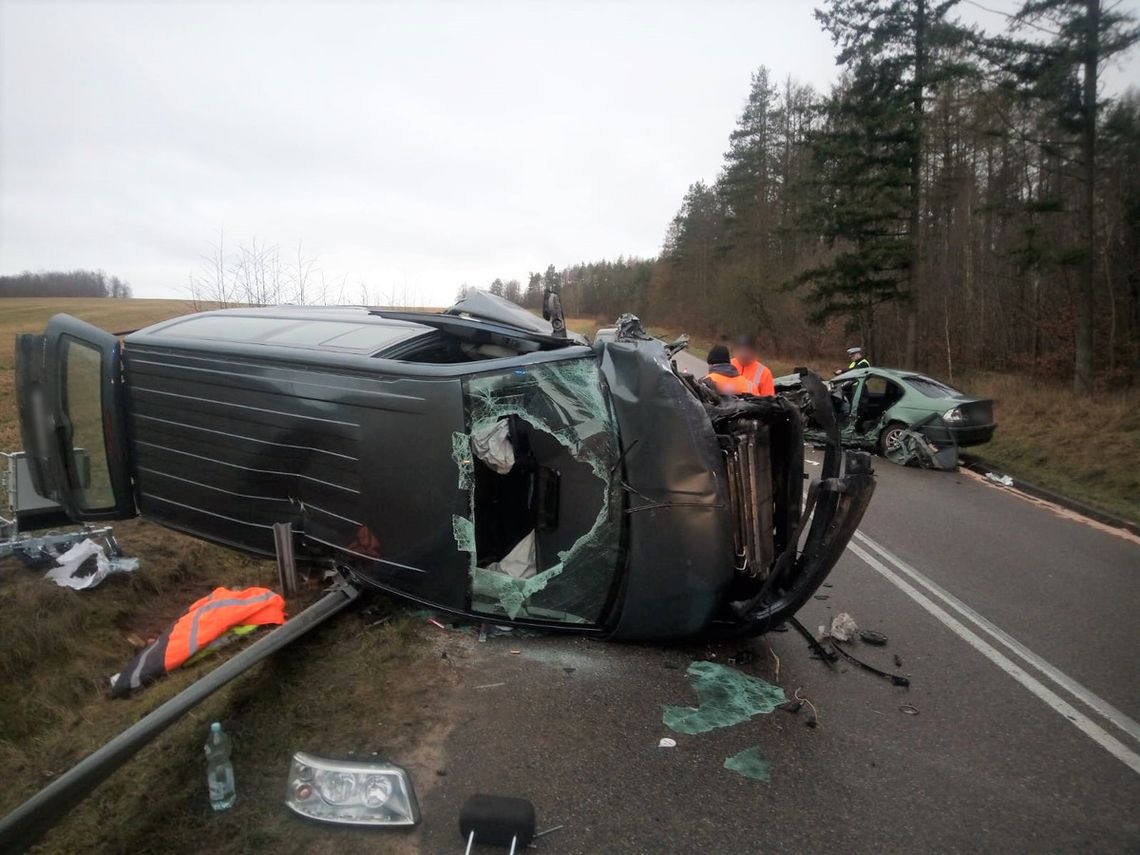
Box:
left=451, top=357, right=623, bottom=625
left=902, top=374, right=963, bottom=399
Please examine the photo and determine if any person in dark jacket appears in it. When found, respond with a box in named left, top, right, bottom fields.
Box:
left=704, top=344, right=752, bottom=395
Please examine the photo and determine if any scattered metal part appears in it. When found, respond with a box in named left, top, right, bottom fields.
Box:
left=794, top=687, right=820, bottom=728
left=272, top=522, right=298, bottom=597
left=830, top=641, right=910, bottom=687
left=788, top=616, right=836, bottom=667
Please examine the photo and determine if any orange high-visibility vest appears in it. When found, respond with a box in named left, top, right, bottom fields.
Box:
left=164, top=586, right=286, bottom=671
left=111, top=586, right=286, bottom=697
left=706, top=371, right=753, bottom=396
left=732, top=357, right=775, bottom=397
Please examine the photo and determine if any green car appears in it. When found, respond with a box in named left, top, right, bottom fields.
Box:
left=775, top=366, right=996, bottom=462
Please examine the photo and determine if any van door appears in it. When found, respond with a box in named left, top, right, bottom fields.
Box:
left=15, top=314, right=135, bottom=520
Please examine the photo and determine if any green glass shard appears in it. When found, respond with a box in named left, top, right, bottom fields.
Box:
left=451, top=431, right=474, bottom=489
left=724, top=746, right=771, bottom=782
left=455, top=359, right=623, bottom=622
left=452, top=515, right=476, bottom=554
left=662, top=661, right=786, bottom=735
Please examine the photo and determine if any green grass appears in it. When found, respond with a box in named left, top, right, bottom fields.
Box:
left=960, top=371, right=1140, bottom=523
left=0, top=298, right=439, bottom=853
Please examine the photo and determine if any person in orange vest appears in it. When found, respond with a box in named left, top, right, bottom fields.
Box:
left=731, top=335, right=775, bottom=397
left=704, top=344, right=753, bottom=396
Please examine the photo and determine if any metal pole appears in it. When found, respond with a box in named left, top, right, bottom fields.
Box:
left=0, top=583, right=362, bottom=853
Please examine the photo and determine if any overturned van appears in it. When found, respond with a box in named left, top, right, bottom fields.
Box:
left=15, top=293, right=874, bottom=640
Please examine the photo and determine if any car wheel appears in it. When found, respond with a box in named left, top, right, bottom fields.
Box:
left=879, top=422, right=909, bottom=460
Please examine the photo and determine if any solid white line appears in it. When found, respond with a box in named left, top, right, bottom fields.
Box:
left=853, top=530, right=1140, bottom=747
left=846, top=540, right=1140, bottom=776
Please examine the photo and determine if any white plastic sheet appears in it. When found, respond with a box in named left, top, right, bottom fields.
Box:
left=45, top=538, right=139, bottom=590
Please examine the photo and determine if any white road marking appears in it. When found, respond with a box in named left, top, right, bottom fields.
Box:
left=853, top=530, right=1140, bottom=745
left=847, top=534, right=1140, bottom=776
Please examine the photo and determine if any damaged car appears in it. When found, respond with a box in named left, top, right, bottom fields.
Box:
left=15, top=292, right=874, bottom=641
left=776, top=366, right=996, bottom=469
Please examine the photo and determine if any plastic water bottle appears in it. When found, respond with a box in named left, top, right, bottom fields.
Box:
left=204, top=722, right=236, bottom=810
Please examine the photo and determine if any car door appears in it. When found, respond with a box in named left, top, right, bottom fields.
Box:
left=16, top=315, right=135, bottom=520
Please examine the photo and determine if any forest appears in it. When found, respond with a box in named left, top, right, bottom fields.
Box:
left=0, top=270, right=132, bottom=299
left=505, top=1, right=1138, bottom=393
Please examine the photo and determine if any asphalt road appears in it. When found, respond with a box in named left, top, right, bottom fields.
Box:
left=412, top=356, right=1139, bottom=854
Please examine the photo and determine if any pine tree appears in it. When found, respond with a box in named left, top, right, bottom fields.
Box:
left=815, top=0, right=972, bottom=366
left=989, top=0, right=1139, bottom=393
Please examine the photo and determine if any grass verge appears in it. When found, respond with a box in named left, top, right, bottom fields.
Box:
left=0, top=298, right=446, bottom=853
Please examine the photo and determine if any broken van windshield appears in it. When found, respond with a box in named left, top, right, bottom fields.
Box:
left=451, top=357, right=622, bottom=624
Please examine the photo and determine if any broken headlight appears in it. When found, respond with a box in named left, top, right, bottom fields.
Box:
left=284, top=752, right=420, bottom=826
left=942, top=407, right=964, bottom=423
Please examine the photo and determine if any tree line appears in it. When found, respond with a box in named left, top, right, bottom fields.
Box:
left=0, top=270, right=132, bottom=299
left=529, top=1, right=1138, bottom=392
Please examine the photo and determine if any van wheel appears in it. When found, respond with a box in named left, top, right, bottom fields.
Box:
left=879, top=422, right=909, bottom=459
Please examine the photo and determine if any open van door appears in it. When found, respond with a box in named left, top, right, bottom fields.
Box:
left=16, top=315, right=135, bottom=521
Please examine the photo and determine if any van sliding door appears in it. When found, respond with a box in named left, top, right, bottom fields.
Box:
left=16, top=315, right=135, bottom=521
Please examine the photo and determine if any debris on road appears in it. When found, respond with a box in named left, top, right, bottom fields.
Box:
left=460, top=794, right=536, bottom=853
left=723, top=746, right=772, bottom=782
left=658, top=738, right=677, bottom=748
left=829, top=612, right=859, bottom=642
left=859, top=629, right=888, bottom=646
left=662, top=661, right=785, bottom=735
left=794, top=687, right=820, bottom=728
left=286, top=752, right=420, bottom=826
left=788, top=616, right=838, bottom=667
left=985, top=472, right=1015, bottom=487
left=899, top=704, right=920, bottom=716
left=830, top=641, right=910, bottom=687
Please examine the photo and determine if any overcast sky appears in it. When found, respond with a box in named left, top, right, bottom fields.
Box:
left=1, top=0, right=1136, bottom=305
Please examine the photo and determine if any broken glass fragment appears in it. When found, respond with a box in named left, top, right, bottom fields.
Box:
left=451, top=431, right=474, bottom=490
left=662, top=661, right=786, bottom=735
left=723, top=746, right=772, bottom=782
left=453, top=358, right=622, bottom=624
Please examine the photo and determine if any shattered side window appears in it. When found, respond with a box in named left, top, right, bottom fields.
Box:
left=452, top=357, right=623, bottom=624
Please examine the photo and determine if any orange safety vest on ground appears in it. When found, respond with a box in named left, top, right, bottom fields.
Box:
left=706, top=368, right=754, bottom=396
left=732, top=357, right=775, bottom=397
left=111, top=586, right=286, bottom=697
